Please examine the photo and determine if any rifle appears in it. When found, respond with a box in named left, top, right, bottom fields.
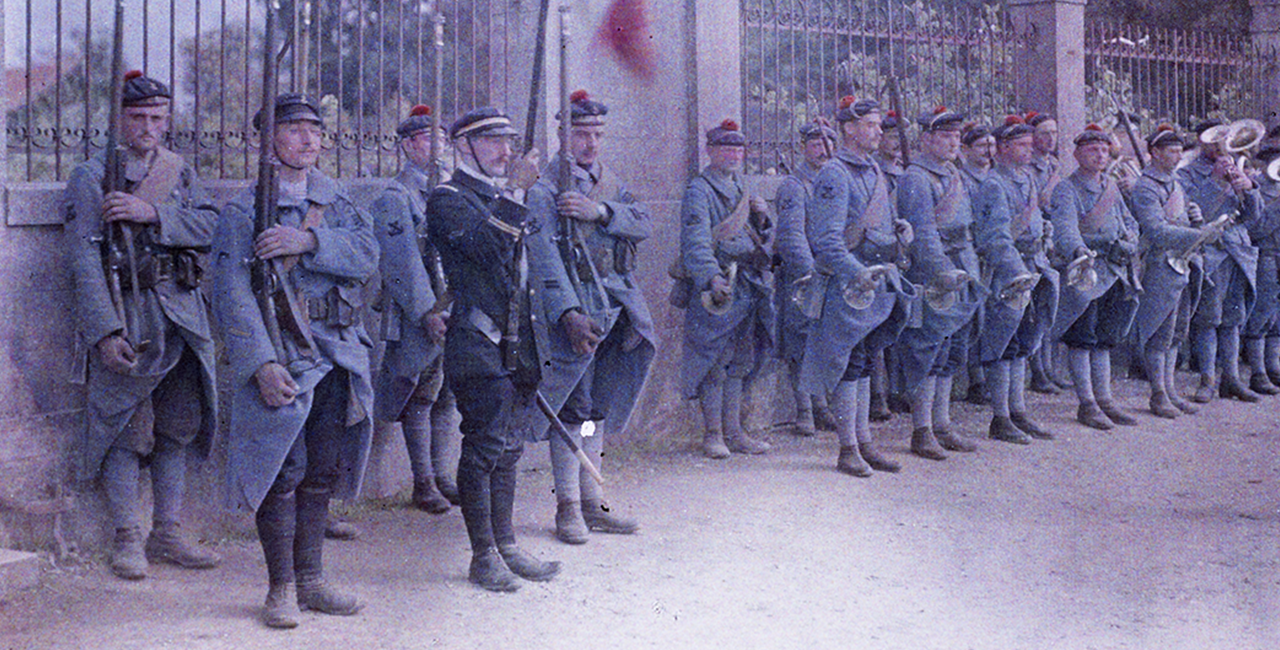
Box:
left=252, top=0, right=316, bottom=370
left=423, top=10, right=452, bottom=315
left=1106, top=90, right=1148, bottom=168
left=884, top=77, right=910, bottom=168
left=101, top=0, right=148, bottom=353
left=524, top=0, right=553, bottom=154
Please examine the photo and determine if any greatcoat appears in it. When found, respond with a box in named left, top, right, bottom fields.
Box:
left=213, top=169, right=378, bottom=511
left=65, top=148, right=219, bottom=481
left=773, top=161, right=822, bottom=365
left=1128, top=167, right=1205, bottom=347
left=1178, top=155, right=1262, bottom=328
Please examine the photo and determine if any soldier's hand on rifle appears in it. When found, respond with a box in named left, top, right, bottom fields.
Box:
left=510, top=149, right=542, bottom=191
left=255, top=225, right=318, bottom=260
left=424, top=312, right=447, bottom=345
left=254, top=361, right=300, bottom=408
left=710, top=273, right=732, bottom=303
left=102, top=191, right=158, bottom=224
left=561, top=309, right=602, bottom=356
left=893, top=219, right=914, bottom=245
left=1187, top=202, right=1204, bottom=226
left=556, top=191, right=603, bottom=222
left=96, top=334, right=137, bottom=374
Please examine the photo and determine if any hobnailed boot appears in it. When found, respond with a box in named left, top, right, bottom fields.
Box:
left=869, top=392, right=893, bottom=422
left=988, top=416, right=1031, bottom=445
left=1166, top=350, right=1198, bottom=414
left=262, top=583, right=301, bottom=629
left=702, top=430, right=731, bottom=459
left=469, top=547, right=520, bottom=592
left=1266, top=336, right=1280, bottom=385
left=726, top=431, right=772, bottom=455
left=498, top=544, right=561, bottom=582
left=1220, top=373, right=1261, bottom=403
left=1010, top=412, right=1055, bottom=440
left=793, top=408, right=817, bottom=437
left=1097, top=401, right=1137, bottom=426
left=145, top=523, right=221, bottom=569
left=699, top=384, right=730, bottom=458
left=1150, top=391, right=1180, bottom=419
left=554, top=501, right=589, bottom=545
left=411, top=479, right=452, bottom=514
left=1250, top=371, right=1280, bottom=395
left=436, top=475, right=461, bottom=506
left=324, top=516, right=360, bottom=541
left=1192, top=374, right=1217, bottom=404
left=296, top=491, right=363, bottom=616
left=910, top=427, right=947, bottom=461
left=1091, top=350, right=1136, bottom=426
left=836, top=445, right=872, bottom=477
left=582, top=499, right=639, bottom=535
left=723, top=377, right=770, bottom=454
left=859, top=442, right=900, bottom=473
left=1245, top=337, right=1279, bottom=394
left=934, top=428, right=977, bottom=452
left=1076, top=401, right=1113, bottom=430
left=1029, top=353, right=1060, bottom=394
left=109, top=526, right=148, bottom=580
left=813, top=404, right=838, bottom=432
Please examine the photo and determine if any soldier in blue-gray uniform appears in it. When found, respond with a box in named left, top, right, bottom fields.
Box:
left=1131, top=125, right=1213, bottom=417
left=214, top=94, right=376, bottom=627
left=1242, top=146, right=1280, bottom=394
left=1181, top=120, right=1264, bottom=403
left=369, top=105, right=456, bottom=514
left=425, top=107, right=589, bottom=593
left=801, top=95, right=917, bottom=476
left=774, top=120, right=837, bottom=437
left=1025, top=111, right=1069, bottom=394
left=958, top=123, right=996, bottom=405
left=528, top=90, right=652, bottom=545
left=65, top=70, right=221, bottom=581
left=1049, top=125, right=1143, bottom=430
left=896, top=107, right=984, bottom=460
left=676, top=119, right=775, bottom=459
left=972, top=116, right=1059, bottom=444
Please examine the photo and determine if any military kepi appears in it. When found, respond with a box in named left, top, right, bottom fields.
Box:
left=918, top=106, right=965, bottom=133
left=121, top=70, right=172, bottom=107
left=706, top=119, right=745, bottom=146
left=1072, top=124, right=1110, bottom=147
left=397, top=104, right=435, bottom=139
left=450, top=107, right=519, bottom=139
left=835, top=95, right=880, bottom=123
left=799, top=121, right=836, bottom=143
left=253, top=93, right=323, bottom=130
left=1146, top=124, right=1184, bottom=149
left=561, top=90, right=608, bottom=126
left=993, top=115, right=1034, bottom=142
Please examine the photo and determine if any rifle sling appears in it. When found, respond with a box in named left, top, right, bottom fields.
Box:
left=278, top=203, right=328, bottom=272
left=129, top=148, right=186, bottom=206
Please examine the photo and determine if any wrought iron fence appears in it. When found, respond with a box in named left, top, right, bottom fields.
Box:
left=6, top=0, right=494, bottom=184
left=1084, top=18, right=1278, bottom=131
left=741, top=0, right=1030, bottom=175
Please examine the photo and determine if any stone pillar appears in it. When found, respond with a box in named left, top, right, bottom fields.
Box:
left=688, top=0, right=743, bottom=175
left=1008, top=0, right=1088, bottom=158
left=1250, top=0, right=1280, bottom=120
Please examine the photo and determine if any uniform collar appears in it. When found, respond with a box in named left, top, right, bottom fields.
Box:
left=1141, top=166, right=1175, bottom=184
left=452, top=165, right=502, bottom=200
left=701, top=167, right=742, bottom=200
left=1069, top=169, right=1104, bottom=191
left=277, top=168, right=341, bottom=207
left=835, top=148, right=874, bottom=168
left=397, top=162, right=434, bottom=193
left=912, top=155, right=953, bottom=177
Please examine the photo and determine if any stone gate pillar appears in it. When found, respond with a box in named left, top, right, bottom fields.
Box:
left=1008, top=0, right=1088, bottom=158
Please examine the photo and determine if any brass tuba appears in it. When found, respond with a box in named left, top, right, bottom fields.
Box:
left=1201, top=119, right=1266, bottom=172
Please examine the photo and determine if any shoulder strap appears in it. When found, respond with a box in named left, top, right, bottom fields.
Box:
left=1079, top=177, right=1121, bottom=233
left=130, top=148, right=186, bottom=205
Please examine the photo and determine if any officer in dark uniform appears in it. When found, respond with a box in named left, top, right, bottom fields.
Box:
left=425, top=107, right=589, bottom=592
left=65, top=70, right=222, bottom=580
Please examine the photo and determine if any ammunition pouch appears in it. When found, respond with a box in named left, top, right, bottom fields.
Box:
left=121, top=248, right=206, bottom=291
left=1102, top=240, right=1136, bottom=267
left=307, top=286, right=361, bottom=328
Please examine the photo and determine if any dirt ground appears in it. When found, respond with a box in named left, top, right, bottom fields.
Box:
left=2, top=373, right=1279, bottom=650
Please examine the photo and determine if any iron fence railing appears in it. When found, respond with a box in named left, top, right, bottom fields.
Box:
left=1084, top=18, right=1278, bottom=130
left=6, top=0, right=493, bottom=184
left=741, top=0, right=1030, bottom=175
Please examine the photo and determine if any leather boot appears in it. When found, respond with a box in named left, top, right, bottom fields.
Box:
left=1149, top=391, right=1180, bottom=419
left=435, top=475, right=461, bottom=506
left=859, top=442, right=900, bottom=473
left=723, top=377, right=770, bottom=454
left=582, top=499, right=639, bottom=535
left=262, top=583, right=301, bottom=629
left=1076, top=402, right=1113, bottom=430
left=411, top=479, right=452, bottom=514
left=1029, top=353, right=1059, bottom=394
left=885, top=392, right=911, bottom=415
left=1169, top=390, right=1199, bottom=414
left=554, top=501, right=589, bottom=545
left=1097, top=401, right=1137, bottom=426
left=726, top=431, right=771, bottom=455
left=836, top=445, right=872, bottom=477
left=1266, top=336, right=1280, bottom=385
left=324, top=516, right=360, bottom=541
left=1250, top=372, right=1280, bottom=395
left=1010, top=412, right=1055, bottom=440
left=1192, top=374, right=1217, bottom=404
left=793, top=408, right=817, bottom=437
left=1220, top=373, right=1261, bottom=403
left=988, top=416, right=1031, bottom=445
left=702, top=430, right=730, bottom=459
left=813, top=404, right=838, bottom=432
left=1166, top=350, right=1198, bottom=413
left=145, top=523, right=221, bottom=569
left=1245, top=337, right=1279, bottom=394
left=296, top=490, right=362, bottom=616
left=963, top=381, right=988, bottom=405
left=469, top=547, right=520, bottom=592
left=498, top=544, right=561, bottom=582
left=869, top=392, right=893, bottom=421
left=910, top=427, right=947, bottom=461
left=934, top=427, right=977, bottom=453
left=109, top=526, right=148, bottom=580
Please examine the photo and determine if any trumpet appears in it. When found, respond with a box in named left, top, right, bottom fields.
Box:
left=998, top=272, right=1041, bottom=311
left=700, top=261, right=739, bottom=316
left=1166, top=213, right=1233, bottom=275
left=1065, top=250, right=1098, bottom=292
left=923, top=269, right=973, bottom=311
left=843, top=263, right=895, bottom=310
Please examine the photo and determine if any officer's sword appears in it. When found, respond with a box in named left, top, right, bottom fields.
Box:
left=534, top=391, right=606, bottom=487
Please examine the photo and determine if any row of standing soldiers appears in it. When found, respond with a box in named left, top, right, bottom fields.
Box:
left=66, top=73, right=654, bottom=628
left=679, top=96, right=1279, bottom=478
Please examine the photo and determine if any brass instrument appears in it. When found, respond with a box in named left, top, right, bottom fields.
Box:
left=999, top=272, right=1041, bottom=311
left=1166, top=213, right=1232, bottom=276
left=1201, top=119, right=1266, bottom=174
left=790, top=272, right=827, bottom=320
left=1268, top=156, right=1280, bottom=184
left=923, top=269, right=971, bottom=311
left=700, top=261, right=738, bottom=315
left=843, top=263, right=895, bottom=310
left=1065, top=251, right=1098, bottom=292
